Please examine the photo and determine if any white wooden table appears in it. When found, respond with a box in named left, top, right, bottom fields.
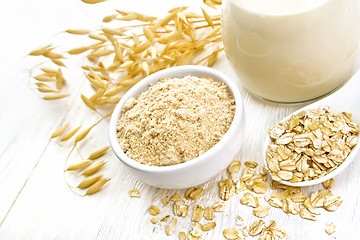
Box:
left=1, top=0, right=359, bottom=239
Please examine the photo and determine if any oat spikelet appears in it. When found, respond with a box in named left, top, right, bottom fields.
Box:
left=104, top=86, right=125, bottom=97
left=60, top=126, right=81, bottom=141
left=211, top=0, right=222, bottom=4
left=43, top=51, right=64, bottom=59
left=66, top=28, right=91, bottom=35
left=115, top=10, right=157, bottom=22
left=134, top=41, right=152, bottom=54
left=40, top=67, right=57, bottom=74
left=201, top=7, right=214, bottom=28
left=66, top=160, right=92, bottom=171
left=206, top=26, right=221, bottom=38
left=142, top=62, right=150, bottom=76
left=106, top=61, right=121, bottom=71
left=75, top=126, right=93, bottom=142
left=88, top=146, right=110, bottom=160
left=103, top=14, right=118, bottom=23
left=29, top=45, right=53, bottom=56
left=68, top=46, right=91, bottom=55
left=119, top=61, right=134, bottom=69
left=88, top=33, right=107, bottom=42
left=34, top=75, right=54, bottom=82
left=82, top=161, right=107, bottom=176
left=102, top=27, right=124, bottom=36
left=80, top=94, right=96, bottom=111
left=37, top=86, right=58, bottom=93
left=96, top=96, right=121, bottom=104
left=119, top=78, right=140, bottom=87
left=55, top=69, right=65, bottom=90
left=160, top=11, right=178, bottom=27
left=77, top=175, right=103, bottom=189
left=43, top=93, right=69, bottom=100
left=87, top=49, right=114, bottom=59
left=207, top=51, right=218, bottom=67
left=85, top=177, right=110, bottom=195
left=143, top=26, right=155, bottom=41
left=51, top=123, right=70, bottom=138
left=89, top=68, right=106, bottom=87
left=51, top=59, right=66, bottom=67
left=204, top=0, right=222, bottom=9
left=35, top=82, right=49, bottom=88
left=85, top=74, right=105, bottom=89
left=89, top=88, right=106, bottom=102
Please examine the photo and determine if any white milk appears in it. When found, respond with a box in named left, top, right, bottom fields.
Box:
left=222, top=0, right=360, bottom=102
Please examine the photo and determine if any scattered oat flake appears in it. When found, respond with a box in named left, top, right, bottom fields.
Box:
left=235, top=215, right=244, bottom=226
left=323, top=194, right=343, bottom=212
left=325, top=222, right=336, bottom=235
left=228, top=160, right=241, bottom=173
left=185, top=187, right=196, bottom=200
left=179, top=231, right=186, bottom=240
left=219, top=179, right=235, bottom=201
left=189, top=222, right=204, bottom=237
left=161, top=215, right=170, bottom=222
left=191, top=205, right=204, bottom=222
left=223, top=228, right=239, bottom=240
left=162, top=196, right=171, bottom=207
left=249, top=220, right=265, bottom=236
left=253, top=205, right=270, bottom=218
left=173, top=202, right=189, bottom=217
left=148, top=205, right=160, bottom=216
left=240, top=192, right=260, bottom=208
left=150, top=217, right=159, bottom=224
left=213, top=202, right=225, bottom=212
left=170, top=194, right=182, bottom=202
left=242, top=226, right=249, bottom=237
left=202, top=222, right=216, bottom=231
left=165, top=218, right=177, bottom=236
left=252, top=180, right=268, bottom=194
left=204, top=207, right=215, bottom=220
left=189, top=188, right=204, bottom=200
left=245, top=161, right=258, bottom=168
left=299, top=208, right=316, bottom=221
left=128, top=188, right=141, bottom=198
left=322, top=178, right=335, bottom=189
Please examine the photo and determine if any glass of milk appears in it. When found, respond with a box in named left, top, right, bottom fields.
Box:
left=222, top=0, right=360, bottom=103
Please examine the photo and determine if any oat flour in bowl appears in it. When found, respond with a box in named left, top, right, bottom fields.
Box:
left=116, top=75, right=236, bottom=166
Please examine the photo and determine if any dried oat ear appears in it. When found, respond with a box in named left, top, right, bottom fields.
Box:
left=28, top=2, right=223, bottom=195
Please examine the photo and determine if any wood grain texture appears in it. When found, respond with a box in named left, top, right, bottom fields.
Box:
left=1, top=0, right=360, bottom=239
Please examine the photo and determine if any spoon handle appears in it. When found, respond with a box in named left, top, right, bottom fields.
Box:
left=315, top=69, right=360, bottom=120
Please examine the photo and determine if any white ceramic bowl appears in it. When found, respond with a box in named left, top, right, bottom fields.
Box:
left=109, top=65, right=244, bottom=189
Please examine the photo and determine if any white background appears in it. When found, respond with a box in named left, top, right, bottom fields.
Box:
left=0, top=0, right=359, bottom=239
